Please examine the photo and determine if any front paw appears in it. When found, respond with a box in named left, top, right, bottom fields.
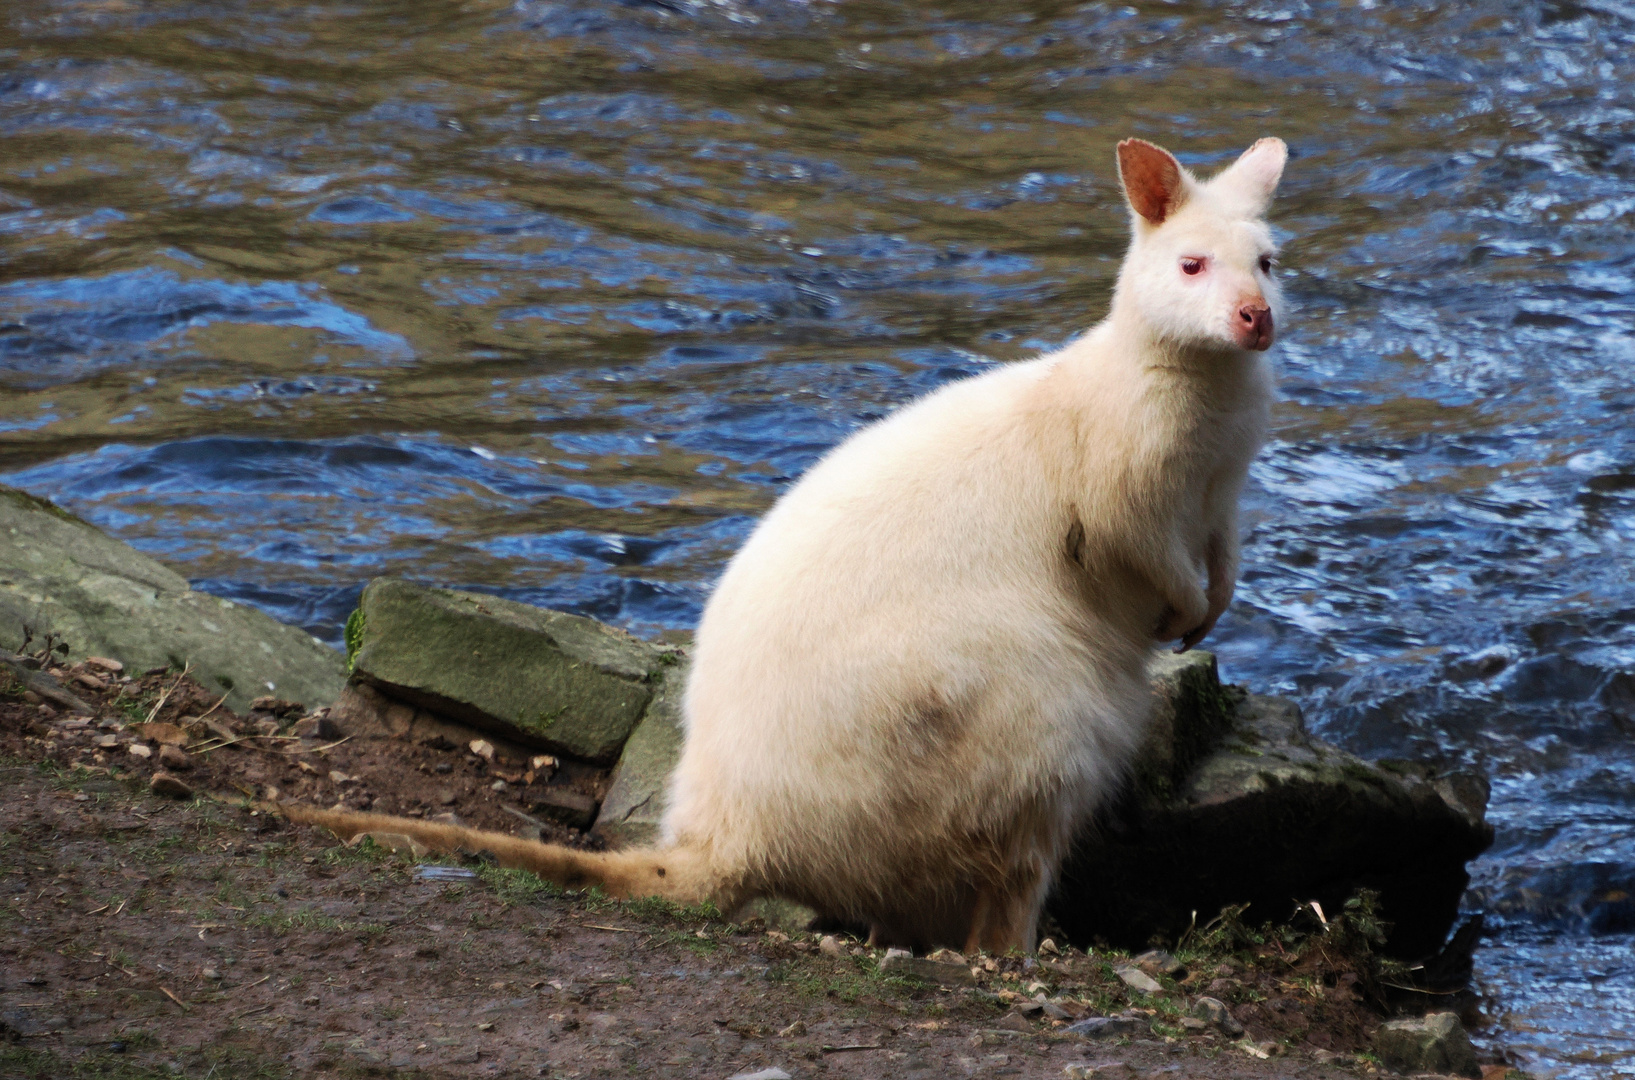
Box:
left=1175, top=617, right=1216, bottom=653
left=1155, top=594, right=1209, bottom=642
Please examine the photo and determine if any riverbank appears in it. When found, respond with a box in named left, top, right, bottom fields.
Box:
left=0, top=745, right=1512, bottom=1080
left=0, top=633, right=1519, bottom=1077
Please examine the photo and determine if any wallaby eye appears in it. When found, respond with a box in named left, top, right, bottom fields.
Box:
left=1258, top=255, right=1274, bottom=274
left=1180, top=257, right=1205, bottom=277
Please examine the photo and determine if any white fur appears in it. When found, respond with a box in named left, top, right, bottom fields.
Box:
left=665, top=138, right=1287, bottom=952
left=276, top=138, right=1288, bottom=953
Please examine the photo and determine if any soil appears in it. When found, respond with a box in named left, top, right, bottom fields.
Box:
left=0, top=659, right=1519, bottom=1079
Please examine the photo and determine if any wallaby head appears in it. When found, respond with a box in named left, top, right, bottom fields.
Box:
left=1111, top=137, right=1287, bottom=354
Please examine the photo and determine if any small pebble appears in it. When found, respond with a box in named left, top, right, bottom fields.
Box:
left=128, top=743, right=152, bottom=759
left=149, top=771, right=193, bottom=799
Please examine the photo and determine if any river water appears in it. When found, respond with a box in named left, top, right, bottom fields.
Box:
left=2, top=0, right=1633, bottom=1071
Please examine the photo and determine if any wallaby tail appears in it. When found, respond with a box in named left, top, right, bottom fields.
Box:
left=273, top=802, right=715, bottom=905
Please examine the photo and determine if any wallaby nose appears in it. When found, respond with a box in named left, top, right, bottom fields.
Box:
left=1236, top=301, right=1274, bottom=351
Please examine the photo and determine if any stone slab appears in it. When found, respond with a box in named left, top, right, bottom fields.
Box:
left=591, top=659, right=686, bottom=848
left=350, top=578, right=665, bottom=763
left=1049, top=652, right=1494, bottom=959
left=1373, top=1012, right=1481, bottom=1078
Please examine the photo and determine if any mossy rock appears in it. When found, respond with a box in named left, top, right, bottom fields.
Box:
left=592, top=658, right=687, bottom=847
left=0, top=484, right=346, bottom=714
left=1050, top=653, right=1494, bottom=959
left=349, top=578, right=666, bottom=763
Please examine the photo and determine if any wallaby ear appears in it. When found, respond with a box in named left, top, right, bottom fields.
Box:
left=1214, top=137, right=1287, bottom=213
left=1117, top=138, right=1187, bottom=226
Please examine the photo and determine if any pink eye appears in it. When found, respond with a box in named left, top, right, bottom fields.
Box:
left=1180, top=257, right=1205, bottom=276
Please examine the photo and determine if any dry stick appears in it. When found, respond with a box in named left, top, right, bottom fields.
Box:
left=143, top=663, right=192, bottom=725
left=158, top=986, right=191, bottom=1011
left=0, top=649, right=94, bottom=715
left=264, top=735, right=352, bottom=756
left=192, top=728, right=310, bottom=754
left=190, top=733, right=302, bottom=756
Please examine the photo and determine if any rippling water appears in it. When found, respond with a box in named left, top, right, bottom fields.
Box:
left=3, top=0, right=1634, bottom=1070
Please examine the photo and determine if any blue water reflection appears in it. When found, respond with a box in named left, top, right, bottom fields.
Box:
left=3, top=0, right=1635, bottom=1070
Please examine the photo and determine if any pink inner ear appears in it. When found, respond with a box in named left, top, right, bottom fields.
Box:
left=1118, top=139, right=1183, bottom=225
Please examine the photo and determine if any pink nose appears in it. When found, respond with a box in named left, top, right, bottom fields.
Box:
left=1237, top=301, right=1274, bottom=350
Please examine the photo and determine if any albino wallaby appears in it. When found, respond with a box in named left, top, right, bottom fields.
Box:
left=282, top=136, right=1287, bottom=955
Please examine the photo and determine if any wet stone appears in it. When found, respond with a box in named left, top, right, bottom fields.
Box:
left=149, top=771, right=193, bottom=799
left=1113, top=965, right=1163, bottom=994
left=1065, top=1016, right=1147, bottom=1040
left=1133, top=949, right=1184, bottom=978
left=1187, top=996, right=1243, bottom=1035
left=1373, top=1012, right=1481, bottom=1078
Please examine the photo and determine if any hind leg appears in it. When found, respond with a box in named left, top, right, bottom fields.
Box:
left=961, top=814, right=1066, bottom=955
left=962, top=871, right=1045, bottom=955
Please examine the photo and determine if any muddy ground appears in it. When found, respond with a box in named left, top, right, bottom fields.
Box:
left=0, top=660, right=1522, bottom=1079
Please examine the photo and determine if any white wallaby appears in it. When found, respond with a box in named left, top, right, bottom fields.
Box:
left=282, top=136, right=1287, bottom=955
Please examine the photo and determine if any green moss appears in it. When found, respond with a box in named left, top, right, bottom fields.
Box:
left=478, top=864, right=566, bottom=906
left=343, top=607, right=366, bottom=672
left=0, top=483, right=92, bottom=527
left=619, top=894, right=722, bottom=925
left=320, top=836, right=395, bottom=867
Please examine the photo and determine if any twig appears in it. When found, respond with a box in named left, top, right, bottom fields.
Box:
left=235, top=975, right=271, bottom=992
left=144, top=664, right=192, bottom=725
left=265, top=736, right=352, bottom=756
left=196, top=691, right=230, bottom=721
left=499, top=804, right=550, bottom=829
left=580, top=924, right=639, bottom=933
left=159, top=986, right=191, bottom=1011
left=231, top=1003, right=274, bottom=1020
left=1379, top=981, right=1464, bottom=995
left=821, top=1044, right=883, bottom=1053
left=194, top=733, right=306, bottom=756
left=0, top=649, right=94, bottom=715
